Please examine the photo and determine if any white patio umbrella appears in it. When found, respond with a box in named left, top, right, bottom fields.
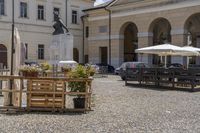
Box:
left=135, top=43, right=199, bottom=68
left=4, top=28, right=23, bottom=106
left=13, top=28, right=23, bottom=75
left=181, top=46, right=200, bottom=68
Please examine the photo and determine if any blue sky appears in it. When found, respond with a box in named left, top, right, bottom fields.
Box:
left=95, top=0, right=111, bottom=6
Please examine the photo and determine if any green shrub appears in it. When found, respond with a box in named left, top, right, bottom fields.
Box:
left=68, top=65, right=89, bottom=94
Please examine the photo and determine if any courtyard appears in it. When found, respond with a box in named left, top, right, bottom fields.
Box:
left=0, top=75, right=199, bottom=133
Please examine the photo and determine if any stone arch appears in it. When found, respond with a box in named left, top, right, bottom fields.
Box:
left=148, top=17, right=172, bottom=65
left=0, top=44, right=7, bottom=68
left=73, top=48, right=79, bottom=63
left=148, top=17, right=172, bottom=45
left=119, top=22, right=138, bottom=62
left=184, top=13, right=200, bottom=65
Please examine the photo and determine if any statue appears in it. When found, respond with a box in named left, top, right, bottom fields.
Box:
left=53, top=12, right=69, bottom=35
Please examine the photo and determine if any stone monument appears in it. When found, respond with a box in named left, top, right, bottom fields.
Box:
left=49, top=12, right=74, bottom=64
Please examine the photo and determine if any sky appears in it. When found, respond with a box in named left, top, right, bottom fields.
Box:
left=95, top=0, right=111, bottom=6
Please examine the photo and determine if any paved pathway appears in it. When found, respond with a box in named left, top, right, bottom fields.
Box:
left=0, top=75, right=199, bottom=133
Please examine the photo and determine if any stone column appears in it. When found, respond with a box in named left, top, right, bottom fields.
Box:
left=138, top=32, right=153, bottom=64
left=196, top=34, right=200, bottom=65
left=110, top=35, right=124, bottom=68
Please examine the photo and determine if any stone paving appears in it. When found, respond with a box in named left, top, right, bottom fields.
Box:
left=0, top=75, right=199, bottom=133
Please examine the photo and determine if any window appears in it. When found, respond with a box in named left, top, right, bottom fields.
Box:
left=99, top=26, right=107, bottom=33
left=53, top=7, right=59, bottom=21
left=38, top=44, right=44, bottom=60
left=38, top=5, right=44, bottom=20
left=20, top=2, right=28, bottom=18
left=25, top=43, right=28, bottom=59
left=72, top=10, right=78, bottom=24
left=0, top=0, right=4, bottom=15
left=86, top=26, right=89, bottom=38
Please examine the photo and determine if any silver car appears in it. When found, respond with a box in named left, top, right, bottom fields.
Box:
left=119, top=62, right=149, bottom=80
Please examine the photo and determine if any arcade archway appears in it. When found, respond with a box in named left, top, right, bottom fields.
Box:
left=184, top=13, right=200, bottom=65
left=149, top=18, right=172, bottom=65
left=121, top=22, right=138, bottom=62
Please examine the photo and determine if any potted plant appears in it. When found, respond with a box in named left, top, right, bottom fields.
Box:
left=40, top=62, right=51, bottom=71
left=40, top=62, right=51, bottom=76
left=61, top=66, right=71, bottom=73
left=19, top=65, right=41, bottom=77
left=86, top=65, right=96, bottom=76
left=68, top=65, right=89, bottom=108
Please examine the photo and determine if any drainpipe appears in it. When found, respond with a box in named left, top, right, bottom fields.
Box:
left=81, top=15, right=89, bottom=64
left=105, top=8, right=111, bottom=65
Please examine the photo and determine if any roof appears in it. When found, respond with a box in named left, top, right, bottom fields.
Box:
left=83, top=0, right=116, bottom=12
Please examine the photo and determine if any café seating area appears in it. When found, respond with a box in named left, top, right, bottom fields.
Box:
left=125, top=68, right=200, bottom=91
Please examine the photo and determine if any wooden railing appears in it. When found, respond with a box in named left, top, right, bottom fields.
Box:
left=0, top=76, right=93, bottom=112
left=125, top=68, right=200, bottom=91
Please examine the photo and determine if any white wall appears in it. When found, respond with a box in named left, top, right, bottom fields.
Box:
left=67, top=0, right=94, bottom=63
left=0, top=0, right=94, bottom=68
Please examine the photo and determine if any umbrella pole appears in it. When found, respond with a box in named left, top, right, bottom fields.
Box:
left=187, top=56, right=189, bottom=69
left=165, top=56, right=167, bottom=68
left=141, top=54, right=143, bottom=62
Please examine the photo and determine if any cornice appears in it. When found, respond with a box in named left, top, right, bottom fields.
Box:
left=88, top=1, right=200, bottom=21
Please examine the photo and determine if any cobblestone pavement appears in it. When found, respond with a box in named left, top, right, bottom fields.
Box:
left=0, top=75, right=199, bottom=133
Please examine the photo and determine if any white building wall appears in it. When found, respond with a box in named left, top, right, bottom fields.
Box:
left=67, top=0, right=94, bottom=63
left=0, top=0, right=94, bottom=68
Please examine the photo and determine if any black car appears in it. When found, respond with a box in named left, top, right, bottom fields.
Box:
left=167, top=63, right=183, bottom=68
left=95, top=63, right=115, bottom=73
left=24, top=61, right=39, bottom=66
left=119, top=62, right=149, bottom=80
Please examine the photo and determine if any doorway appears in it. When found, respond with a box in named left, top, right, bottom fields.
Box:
left=100, top=47, right=108, bottom=64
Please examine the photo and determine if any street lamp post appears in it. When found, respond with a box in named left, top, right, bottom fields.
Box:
left=9, top=0, right=15, bottom=106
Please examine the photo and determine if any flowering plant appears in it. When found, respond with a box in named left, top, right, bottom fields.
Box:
left=19, top=65, right=41, bottom=77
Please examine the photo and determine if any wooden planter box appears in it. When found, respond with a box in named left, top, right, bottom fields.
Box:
left=21, top=71, right=38, bottom=77
left=27, top=80, right=65, bottom=109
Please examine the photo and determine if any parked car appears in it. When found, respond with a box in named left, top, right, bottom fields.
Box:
left=115, top=67, right=121, bottom=75
left=188, top=64, right=200, bottom=68
left=24, top=61, right=39, bottom=66
left=119, top=62, right=149, bottom=80
left=167, top=63, right=183, bottom=68
left=95, top=63, right=115, bottom=73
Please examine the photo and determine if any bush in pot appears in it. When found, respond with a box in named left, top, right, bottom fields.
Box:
left=68, top=65, right=89, bottom=108
left=40, top=62, right=51, bottom=71
left=86, top=65, right=96, bottom=76
left=40, top=62, right=51, bottom=76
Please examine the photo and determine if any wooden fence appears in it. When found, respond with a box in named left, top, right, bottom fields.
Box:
left=125, top=68, right=200, bottom=91
left=0, top=76, right=93, bottom=112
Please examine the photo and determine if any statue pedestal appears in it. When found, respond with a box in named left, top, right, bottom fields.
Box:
left=49, top=33, right=74, bottom=64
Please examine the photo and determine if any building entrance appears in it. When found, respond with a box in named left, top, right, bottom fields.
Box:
left=100, top=47, right=107, bottom=64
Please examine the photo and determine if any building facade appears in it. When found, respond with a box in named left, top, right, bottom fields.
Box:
left=0, top=0, right=94, bottom=68
left=84, top=0, right=200, bottom=68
